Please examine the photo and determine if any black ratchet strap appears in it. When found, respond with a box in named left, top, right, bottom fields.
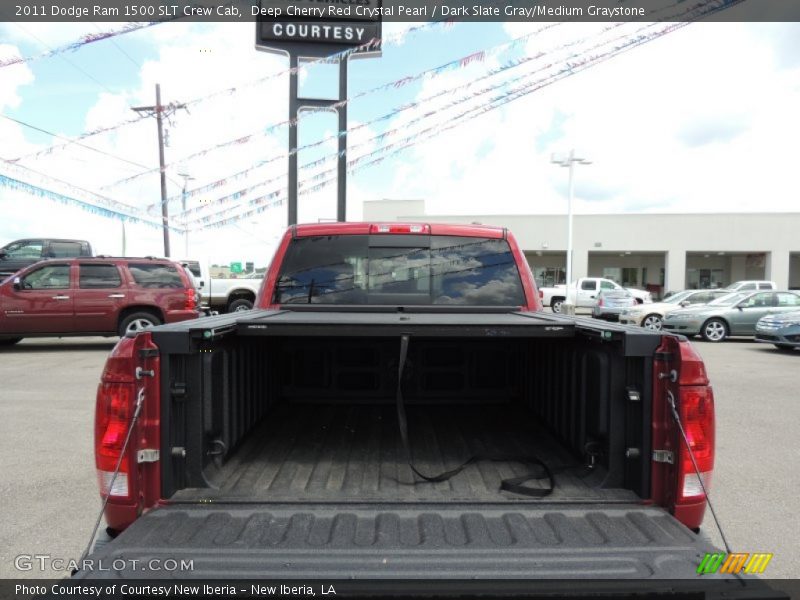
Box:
left=395, top=335, right=554, bottom=497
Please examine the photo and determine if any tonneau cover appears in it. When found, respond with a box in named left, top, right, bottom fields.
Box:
left=150, top=308, right=662, bottom=356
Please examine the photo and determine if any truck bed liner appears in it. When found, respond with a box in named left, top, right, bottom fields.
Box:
left=180, top=404, right=636, bottom=504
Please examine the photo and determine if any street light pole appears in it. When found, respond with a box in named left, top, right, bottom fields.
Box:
left=551, top=150, right=591, bottom=312
left=178, top=172, right=194, bottom=258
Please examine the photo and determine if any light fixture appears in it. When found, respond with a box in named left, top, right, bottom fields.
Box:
left=594, top=242, right=603, bottom=248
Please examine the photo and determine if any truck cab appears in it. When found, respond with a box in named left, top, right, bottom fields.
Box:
left=575, top=277, right=621, bottom=305
left=0, top=238, right=92, bottom=279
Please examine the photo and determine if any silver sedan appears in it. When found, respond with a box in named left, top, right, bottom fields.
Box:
left=661, top=290, right=800, bottom=342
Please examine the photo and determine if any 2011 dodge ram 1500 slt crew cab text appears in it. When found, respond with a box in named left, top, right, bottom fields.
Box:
left=76, top=223, right=780, bottom=596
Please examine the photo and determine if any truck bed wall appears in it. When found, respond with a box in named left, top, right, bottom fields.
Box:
left=161, top=334, right=652, bottom=501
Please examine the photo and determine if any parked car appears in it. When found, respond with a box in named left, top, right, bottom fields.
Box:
left=662, top=290, right=800, bottom=342
left=0, top=257, right=199, bottom=345
left=724, top=280, right=776, bottom=292
left=0, top=238, right=92, bottom=279
left=755, top=310, right=800, bottom=351
left=591, top=289, right=635, bottom=321
left=620, top=289, right=729, bottom=331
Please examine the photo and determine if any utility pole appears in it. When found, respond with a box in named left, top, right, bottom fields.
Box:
left=132, top=84, right=186, bottom=257
left=551, top=150, right=591, bottom=314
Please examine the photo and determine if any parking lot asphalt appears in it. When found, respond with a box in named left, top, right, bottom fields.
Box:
left=0, top=334, right=797, bottom=579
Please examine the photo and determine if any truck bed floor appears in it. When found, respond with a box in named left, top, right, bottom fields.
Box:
left=178, top=404, right=638, bottom=504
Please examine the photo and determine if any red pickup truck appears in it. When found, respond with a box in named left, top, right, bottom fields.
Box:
left=78, top=223, right=748, bottom=590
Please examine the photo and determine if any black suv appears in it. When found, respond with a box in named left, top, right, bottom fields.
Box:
left=0, top=238, right=93, bottom=279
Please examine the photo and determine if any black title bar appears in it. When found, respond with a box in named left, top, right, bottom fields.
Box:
left=2, top=0, right=799, bottom=22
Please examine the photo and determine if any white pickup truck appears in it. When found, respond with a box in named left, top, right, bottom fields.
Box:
left=539, top=277, right=652, bottom=313
left=180, top=260, right=263, bottom=313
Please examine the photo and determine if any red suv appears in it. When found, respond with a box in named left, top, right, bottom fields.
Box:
left=0, top=257, right=199, bottom=345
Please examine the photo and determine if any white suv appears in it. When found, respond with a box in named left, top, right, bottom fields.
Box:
left=724, top=280, right=776, bottom=292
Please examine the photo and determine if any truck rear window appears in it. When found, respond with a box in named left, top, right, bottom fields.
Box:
left=274, top=235, right=525, bottom=306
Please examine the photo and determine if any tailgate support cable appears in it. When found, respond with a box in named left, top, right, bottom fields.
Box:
left=395, top=335, right=555, bottom=497
left=76, top=387, right=146, bottom=569
left=667, top=390, right=732, bottom=555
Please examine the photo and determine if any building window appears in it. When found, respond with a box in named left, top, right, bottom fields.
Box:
left=602, top=267, right=621, bottom=283
left=533, top=267, right=565, bottom=288
left=687, top=268, right=725, bottom=289
left=622, top=268, right=639, bottom=287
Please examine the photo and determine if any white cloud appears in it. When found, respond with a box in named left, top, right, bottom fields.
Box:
left=353, top=22, right=800, bottom=217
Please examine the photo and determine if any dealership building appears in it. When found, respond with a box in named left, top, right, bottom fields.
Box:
left=363, top=199, right=800, bottom=298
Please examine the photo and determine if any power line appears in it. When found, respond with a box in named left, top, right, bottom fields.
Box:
left=92, top=23, right=143, bottom=71
left=1, top=114, right=153, bottom=171
left=14, top=24, right=120, bottom=97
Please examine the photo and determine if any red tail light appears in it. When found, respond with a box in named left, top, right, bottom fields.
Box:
left=598, top=297, right=604, bottom=307
left=676, top=386, right=715, bottom=503
left=184, top=287, right=196, bottom=311
left=95, top=382, right=135, bottom=499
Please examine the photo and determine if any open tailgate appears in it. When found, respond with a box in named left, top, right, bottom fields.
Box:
left=74, top=502, right=782, bottom=596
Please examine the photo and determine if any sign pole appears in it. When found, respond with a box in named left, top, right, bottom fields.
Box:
left=288, top=53, right=299, bottom=227
left=255, top=1, right=381, bottom=227
left=337, top=58, right=348, bottom=223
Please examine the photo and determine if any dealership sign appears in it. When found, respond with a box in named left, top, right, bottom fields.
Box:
left=256, top=0, right=382, bottom=52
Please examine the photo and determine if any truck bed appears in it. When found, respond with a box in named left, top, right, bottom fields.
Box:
left=184, top=403, right=637, bottom=504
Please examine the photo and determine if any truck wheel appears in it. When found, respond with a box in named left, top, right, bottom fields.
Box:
left=701, top=318, right=728, bottom=342
left=0, top=337, right=22, bottom=346
left=551, top=298, right=565, bottom=313
left=118, top=312, right=162, bottom=337
left=229, top=298, right=253, bottom=312
left=642, top=314, right=662, bottom=331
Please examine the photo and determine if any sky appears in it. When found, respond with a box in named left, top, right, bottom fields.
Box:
left=1, top=16, right=799, bottom=266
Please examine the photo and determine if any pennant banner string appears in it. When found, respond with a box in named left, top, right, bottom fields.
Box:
left=178, top=0, right=707, bottom=223
left=13, top=20, right=447, bottom=163
left=160, top=0, right=711, bottom=215
left=191, top=0, right=743, bottom=230
left=112, top=22, right=563, bottom=193
left=0, top=174, right=182, bottom=232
